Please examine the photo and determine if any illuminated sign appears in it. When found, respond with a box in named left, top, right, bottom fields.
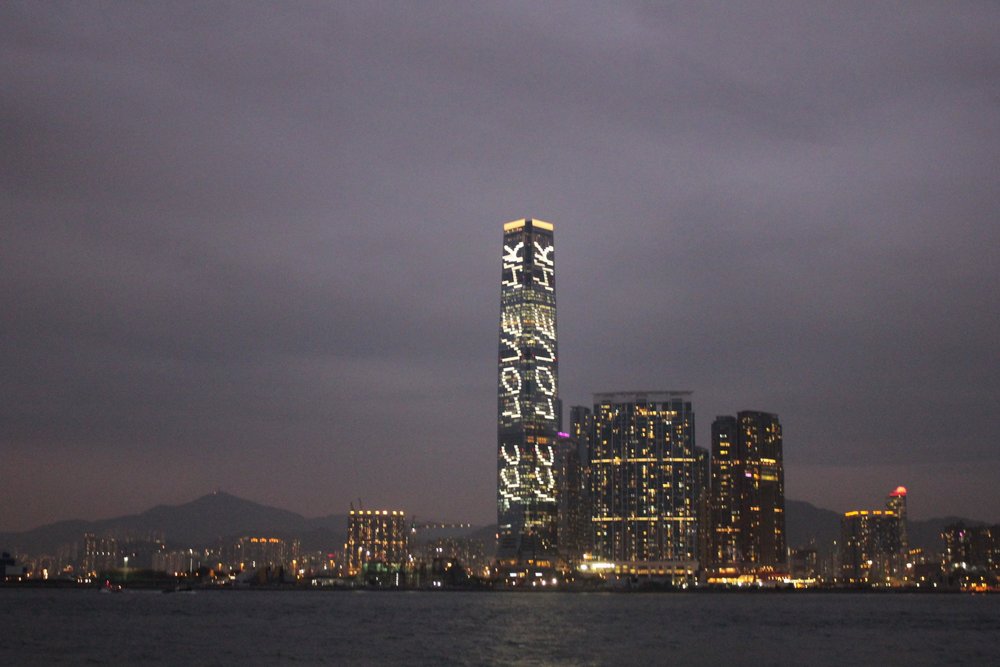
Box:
left=497, top=220, right=559, bottom=554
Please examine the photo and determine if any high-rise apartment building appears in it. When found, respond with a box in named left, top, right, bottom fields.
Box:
left=234, top=536, right=288, bottom=570
left=885, top=486, right=909, bottom=555
left=589, top=392, right=698, bottom=581
left=840, top=509, right=900, bottom=584
left=710, top=416, right=739, bottom=570
left=554, top=432, right=589, bottom=563
left=82, top=533, right=119, bottom=576
left=570, top=406, right=594, bottom=557
left=737, top=411, right=786, bottom=572
left=344, top=510, right=408, bottom=577
left=710, top=411, right=786, bottom=577
left=941, top=522, right=999, bottom=573
left=837, top=486, right=910, bottom=585
left=497, top=219, right=559, bottom=565
left=693, top=445, right=711, bottom=576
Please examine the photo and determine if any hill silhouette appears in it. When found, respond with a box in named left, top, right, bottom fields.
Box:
left=0, top=492, right=351, bottom=555
left=2, top=494, right=984, bottom=559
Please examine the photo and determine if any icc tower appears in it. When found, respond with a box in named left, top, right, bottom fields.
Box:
left=496, top=218, right=560, bottom=566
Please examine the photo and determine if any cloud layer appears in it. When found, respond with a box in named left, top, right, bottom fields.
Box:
left=3, top=2, right=998, bottom=530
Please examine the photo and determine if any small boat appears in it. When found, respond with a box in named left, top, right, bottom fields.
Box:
left=99, top=579, right=123, bottom=593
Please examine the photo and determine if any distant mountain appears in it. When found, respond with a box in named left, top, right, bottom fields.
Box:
left=0, top=492, right=351, bottom=556
left=0, top=519, right=92, bottom=558
left=784, top=499, right=842, bottom=550
left=909, top=516, right=985, bottom=553
left=3, top=493, right=988, bottom=560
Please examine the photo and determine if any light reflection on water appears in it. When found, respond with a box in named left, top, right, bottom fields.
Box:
left=2, top=589, right=998, bottom=665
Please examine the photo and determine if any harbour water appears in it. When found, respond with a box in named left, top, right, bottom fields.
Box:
left=2, top=589, right=998, bottom=665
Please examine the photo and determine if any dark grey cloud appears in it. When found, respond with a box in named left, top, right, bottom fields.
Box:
left=2, top=1, right=998, bottom=530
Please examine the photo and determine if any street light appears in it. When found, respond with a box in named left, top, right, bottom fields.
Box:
left=123, top=556, right=129, bottom=586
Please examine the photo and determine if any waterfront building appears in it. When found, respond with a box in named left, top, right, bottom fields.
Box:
left=2, top=552, right=27, bottom=582
left=709, top=416, right=739, bottom=574
left=709, top=411, right=786, bottom=579
left=566, top=406, right=596, bottom=562
left=235, top=536, right=288, bottom=571
left=693, top=445, right=711, bottom=577
left=413, top=535, right=489, bottom=580
left=941, top=523, right=999, bottom=574
left=840, top=509, right=900, bottom=585
left=736, top=411, right=786, bottom=575
left=344, top=509, right=408, bottom=578
left=554, top=431, right=589, bottom=563
left=836, top=486, right=911, bottom=585
left=82, top=533, right=119, bottom=576
left=789, top=547, right=819, bottom=580
left=885, top=486, right=909, bottom=556
left=588, top=392, right=698, bottom=583
left=152, top=548, right=204, bottom=576
left=497, top=218, right=560, bottom=566
left=569, top=405, right=592, bottom=470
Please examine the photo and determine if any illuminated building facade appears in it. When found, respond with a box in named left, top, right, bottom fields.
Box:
left=82, top=533, right=119, bottom=576
left=345, top=510, right=408, bottom=577
left=554, top=431, right=589, bottom=563
left=838, top=487, right=911, bottom=585
left=942, top=523, right=999, bottom=573
left=885, top=485, right=909, bottom=556
left=693, top=445, right=711, bottom=575
left=840, top=510, right=900, bottom=584
left=736, top=411, right=786, bottom=573
left=569, top=406, right=594, bottom=557
left=235, top=536, right=287, bottom=570
left=152, top=549, right=203, bottom=576
left=497, top=218, right=559, bottom=565
left=569, top=406, right=592, bottom=466
left=589, top=392, right=698, bottom=580
left=710, top=416, right=740, bottom=570
left=709, top=412, right=786, bottom=578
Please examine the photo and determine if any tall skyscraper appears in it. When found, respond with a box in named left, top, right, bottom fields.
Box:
left=736, top=411, right=786, bottom=573
left=836, top=488, right=909, bottom=585
left=885, top=486, right=909, bottom=555
left=497, top=218, right=559, bottom=565
left=569, top=405, right=592, bottom=469
left=570, top=405, right=594, bottom=557
left=710, top=415, right=740, bottom=570
left=839, top=509, right=900, bottom=585
left=554, top=432, right=588, bottom=563
left=710, top=411, right=786, bottom=578
left=693, top=444, right=711, bottom=576
left=589, top=392, right=698, bottom=581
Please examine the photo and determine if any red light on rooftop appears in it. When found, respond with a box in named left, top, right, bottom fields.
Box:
left=889, top=486, right=907, bottom=497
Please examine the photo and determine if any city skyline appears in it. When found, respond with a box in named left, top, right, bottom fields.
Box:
left=3, top=3, right=1000, bottom=531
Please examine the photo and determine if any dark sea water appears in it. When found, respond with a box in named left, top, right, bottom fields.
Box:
left=2, top=589, right=998, bottom=665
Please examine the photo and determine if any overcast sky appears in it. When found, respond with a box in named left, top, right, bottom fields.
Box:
left=3, top=1, right=998, bottom=532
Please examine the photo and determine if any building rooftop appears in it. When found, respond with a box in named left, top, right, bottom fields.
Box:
left=503, top=218, right=553, bottom=231
left=593, top=391, right=693, bottom=403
